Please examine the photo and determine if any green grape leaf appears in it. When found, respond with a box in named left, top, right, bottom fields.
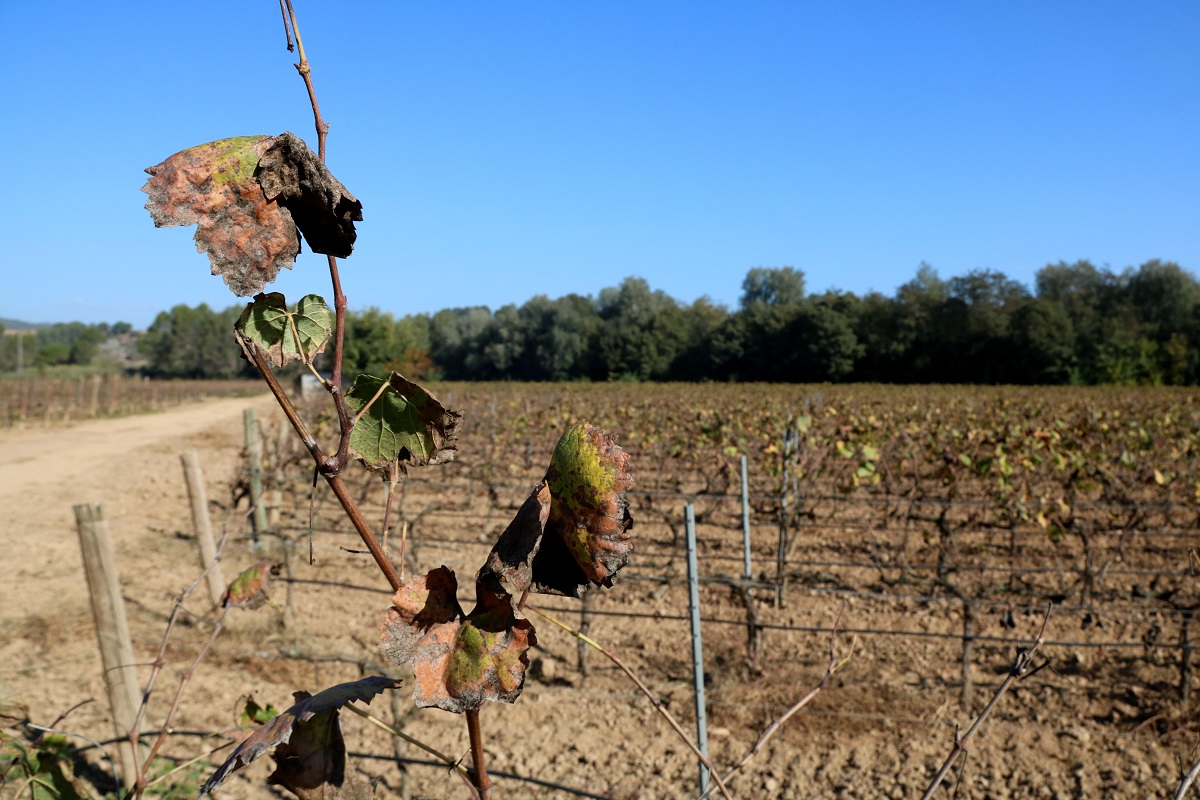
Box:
left=201, top=676, right=402, bottom=797
left=143, top=136, right=299, bottom=296
left=380, top=567, right=535, bottom=714
left=241, top=697, right=282, bottom=726
left=235, top=293, right=333, bottom=368
left=346, top=373, right=461, bottom=473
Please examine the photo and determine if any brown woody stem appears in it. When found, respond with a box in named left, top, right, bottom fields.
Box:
left=465, top=709, right=492, bottom=799
left=326, top=473, right=401, bottom=591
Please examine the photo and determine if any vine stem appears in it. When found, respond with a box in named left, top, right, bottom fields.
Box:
left=276, top=7, right=486, bottom=797
left=918, top=603, right=1053, bottom=800
left=131, top=605, right=229, bottom=797
left=246, top=344, right=400, bottom=590
left=466, top=709, right=492, bottom=799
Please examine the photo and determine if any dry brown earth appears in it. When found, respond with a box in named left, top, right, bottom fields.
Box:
left=0, top=394, right=1193, bottom=799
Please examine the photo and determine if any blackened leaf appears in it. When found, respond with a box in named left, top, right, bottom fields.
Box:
left=235, top=293, right=333, bottom=368
left=477, top=482, right=551, bottom=597
left=268, top=701, right=370, bottom=800
left=346, top=373, right=461, bottom=473
left=143, top=136, right=299, bottom=296
left=537, top=421, right=634, bottom=595
left=256, top=132, right=362, bottom=258
left=200, top=676, right=401, bottom=797
left=379, top=567, right=534, bottom=714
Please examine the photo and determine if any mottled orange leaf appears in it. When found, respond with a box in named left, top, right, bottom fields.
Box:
left=539, top=421, right=634, bottom=596
left=379, top=567, right=534, bottom=714
left=200, top=676, right=401, bottom=797
left=143, top=136, right=299, bottom=296
left=479, top=422, right=635, bottom=598
left=143, top=133, right=362, bottom=296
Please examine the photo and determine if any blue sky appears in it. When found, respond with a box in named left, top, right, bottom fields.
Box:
left=1, top=2, right=1197, bottom=327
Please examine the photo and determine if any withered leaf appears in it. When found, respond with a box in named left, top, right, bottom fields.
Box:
left=200, top=676, right=401, bottom=797
left=235, top=293, right=333, bottom=368
left=268, top=699, right=371, bottom=800
left=538, top=421, right=634, bottom=596
left=257, top=132, right=362, bottom=258
left=143, top=136, right=299, bottom=296
left=379, top=567, right=534, bottom=714
left=477, top=481, right=551, bottom=598
left=224, top=562, right=280, bottom=609
left=346, top=373, right=461, bottom=474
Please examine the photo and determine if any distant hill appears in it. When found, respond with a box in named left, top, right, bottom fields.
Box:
left=0, top=318, right=49, bottom=331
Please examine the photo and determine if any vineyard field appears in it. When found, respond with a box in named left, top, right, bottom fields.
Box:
left=3, top=383, right=1199, bottom=799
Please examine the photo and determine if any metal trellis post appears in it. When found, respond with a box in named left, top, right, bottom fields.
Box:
left=684, top=503, right=710, bottom=795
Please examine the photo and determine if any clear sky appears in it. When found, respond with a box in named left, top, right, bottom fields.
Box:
left=1, top=2, right=1197, bottom=327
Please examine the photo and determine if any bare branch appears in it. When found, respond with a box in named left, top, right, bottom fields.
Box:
left=919, top=603, right=1053, bottom=800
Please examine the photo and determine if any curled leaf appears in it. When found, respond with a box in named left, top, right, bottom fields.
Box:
left=346, top=373, right=461, bottom=473
left=268, top=701, right=370, bottom=800
left=479, top=422, right=635, bottom=598
left=143, top=136, right=299, bottom=296
left=477, top=482, right=551, bottom=597
left=541, top=421, right=634, bottom=595
left=235, top=293, right=333, bottom=368
left=200, top=676, right=401, bottom=797
left=379, top=567, right=534, bottom=714
left=257, top=132, right=363, bottom=258
left=224, top=561, right=280, bottom=609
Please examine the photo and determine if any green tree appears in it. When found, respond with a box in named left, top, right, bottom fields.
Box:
left=141, top=304, right=250, bottom=378
left=595, top=277, right=688, bottom=380
left=740, top=267, right=806, bottom=308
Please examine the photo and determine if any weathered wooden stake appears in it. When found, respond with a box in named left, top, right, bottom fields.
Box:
left=73, top=503, right=142, bottom=788
left=180, top=452, right=226, bottom=607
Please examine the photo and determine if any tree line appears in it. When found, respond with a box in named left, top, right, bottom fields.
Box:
left=123, top=259, right=1200, bottom=385
left=0, top=320, right=134, bottom=372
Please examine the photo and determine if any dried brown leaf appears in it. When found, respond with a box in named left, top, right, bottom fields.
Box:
left=267, top=700, right=370, bottom=800
left=200, top=676, right=401, bottom=797
left=477, top=481, right=551, bottom=597
left=379, top=567, right=535, bottom=714
left=257, top=132, right=362, bottom=258
left=143, top=136, right=299, bottom=296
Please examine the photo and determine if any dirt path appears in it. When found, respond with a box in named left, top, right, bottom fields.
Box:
left=0, top=394, right=275, bottom=621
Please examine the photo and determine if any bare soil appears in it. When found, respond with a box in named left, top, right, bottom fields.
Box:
left=0, top=395, right=1192, bottom=799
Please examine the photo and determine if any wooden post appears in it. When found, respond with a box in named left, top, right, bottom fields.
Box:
left=180, top=452, right=226, bottom=607
left=244, top=408, right=268, bottom=549
left=73, top=503, right=142, bottom=788
left=1182, top=608, right=1195, bottom=709
left=960, top=599, right=975, bottom=710
left=89, top=374, right=101, bottom=417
